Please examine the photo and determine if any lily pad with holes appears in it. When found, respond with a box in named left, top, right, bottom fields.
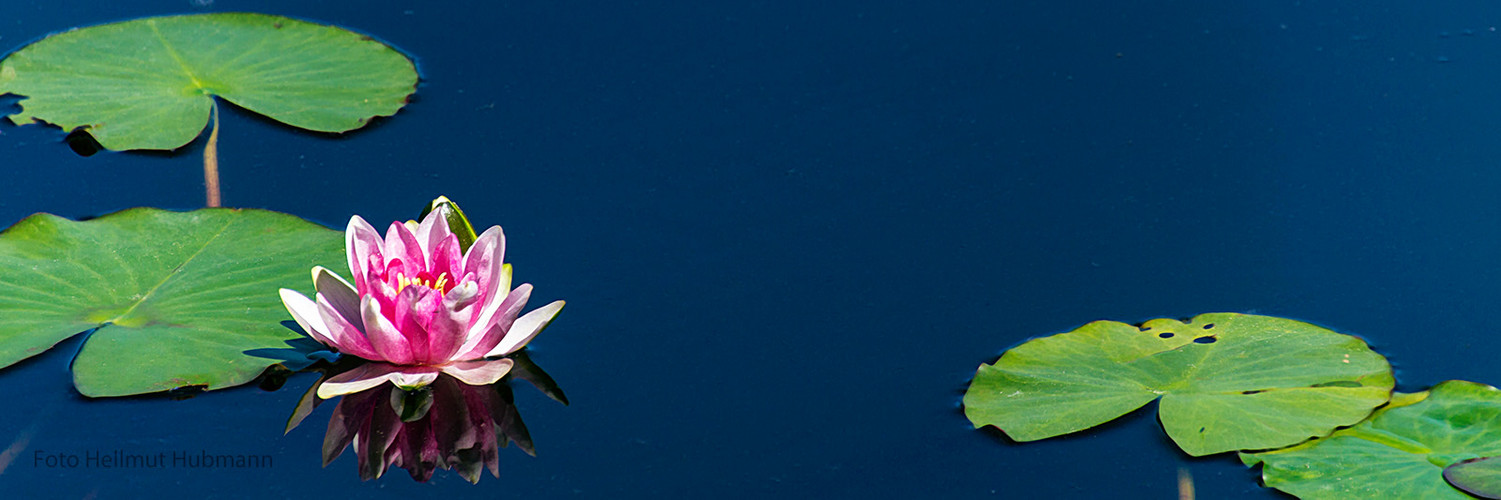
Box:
left=0, top=12, right=417, bottom=150
left=0, top=208, right=343, bottom=396
left=1243, top=381, right=1501, bottom=499
left=963, top=313, right=1393, bottom=456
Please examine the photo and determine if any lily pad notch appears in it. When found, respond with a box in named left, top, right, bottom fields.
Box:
left=0, top=13, right=420, bottom=207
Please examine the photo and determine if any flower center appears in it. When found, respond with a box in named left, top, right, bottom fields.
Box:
left=395, top=272, right=451, bottom=295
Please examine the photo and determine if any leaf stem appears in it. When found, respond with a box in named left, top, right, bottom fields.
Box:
left=204, top=101, right=222, bottom=208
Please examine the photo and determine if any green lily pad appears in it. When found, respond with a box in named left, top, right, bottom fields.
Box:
left=1446, top=456, right=1501, bottom=499
left=0, top=13, right=417, bottom=150
left=1244, top=381, right=1501, bottom=499
left=963, top=313, right=1393, bottom=456
left=0, top=208, right=343, bottom=396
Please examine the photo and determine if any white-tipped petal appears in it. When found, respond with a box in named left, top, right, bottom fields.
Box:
left=427, top=280, right=481, bottom=361
left=360, top=296, right=416, bottom=364
left=441, top=359, right=514, bottom=386
left=317, top=363, right=404, bottom=398
left=389, top=371, right=440, bottom=390
left=456, top=284, right=531, bottom=358
left=465, top=263, right=513, bottom=340
left=414, top=207, right=450, bottom=260
left=313, top=266, right=363, bottom=332
left=345, top=216, right=384, bottom=290
left=280, top=289, right=336, bottom=347
left=485, top=300, right=565, bottom=357
left=464, top=225, right=506, bottom=298
left=314, top=293, right=383, bottom=360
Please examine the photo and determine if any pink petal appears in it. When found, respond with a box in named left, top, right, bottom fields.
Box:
left=361, top=296, right=416, bottom=364
left=313, top=266, right=363, bottom=332
left=280, top=289, right=336, bottom=348
left=392, top=285, right=436, bottom=363
left=456, top=283, right=531, bottom=360
left=364, top=266, right=402, bottom=320
left=427, top=281, right=482, bottom=362
left=313, top=293, right=382, bottom=360
left=485, top=300, right=564, bottom=357
left=429, top=234, right=464, bottom=285
left=462, top=226, right=506, bottom=310
left=345, top=216, right=384, bottom=294
left=384, top=221, right=427, bottom=274
left=317, top=363, right=405, bottom=398
left=441, top=359, right=514, bottom=386
left=414, top=208, right=453, bottom=265
left=464, top=264, right=514, bottom=343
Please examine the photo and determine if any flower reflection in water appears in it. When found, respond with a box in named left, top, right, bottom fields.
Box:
left=288, top=351, right=567, bottom=483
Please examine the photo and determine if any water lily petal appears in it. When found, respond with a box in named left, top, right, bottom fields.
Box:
left=317, top=364, right=443, bottom=399
left=361, top=296, right=416, bottom=364
left=279, top=288, right=336, bottom=347
left=346, top=216, right=384, bottom=294
left=430, top=234, right=464, bottom=287
left=466, top=263, right=513, bottom=337
left=392, top=285, right=436, bottom=363
left=389, top=370, right=441, bottom=390
left=384, top=220, right=427, bottom=273
left=428, top=281, right=481, bottom=361
left=485, top=300, right=565, bottom=357
left=463, top=225, right=504, bottom=282
left=365, top=263, right=402, bottom=318
left=314, top=293, right=382, bottom=360
left=455, top=283, right=531, bottom=359
left=444, top=280, right=482, bottom=313
left=313, top=266, right=363, bottom=332
left=462, top=226, right=507, bottom=322
left=317, top=363, right=406, bottom=398
left=441, top=359, right=514, bottom=386
left=413, top=208, right=451, bottom=267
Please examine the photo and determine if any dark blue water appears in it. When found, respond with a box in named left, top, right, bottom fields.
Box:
left=4, top=0, right=1501, bottom=497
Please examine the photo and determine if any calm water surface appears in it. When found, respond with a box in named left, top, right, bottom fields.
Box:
left=4, top=1, right=1501, bottom=498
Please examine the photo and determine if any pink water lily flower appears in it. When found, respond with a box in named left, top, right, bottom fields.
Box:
left=279, top=209, right=564, bottom=399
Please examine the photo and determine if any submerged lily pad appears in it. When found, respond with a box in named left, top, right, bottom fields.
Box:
left=963, top=313, right=1393, bottom=456
left=0, top=208, right=343, bottom=396
left=0, top=13, right=417, bottom=150
left=1446, top=456, right=1501, bottom=499
left=1245, top=381, right=1501, bottom=499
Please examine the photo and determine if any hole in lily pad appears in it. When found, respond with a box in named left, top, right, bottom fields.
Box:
left=1158, top=332, right=1174, bottom=339
left=1202, top=323, right=1215, bottom=329
left=65, top=129, right=103, bottom=156
left=1193, top=336, right=1217, bottom=344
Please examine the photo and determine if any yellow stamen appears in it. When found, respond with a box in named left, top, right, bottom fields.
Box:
left=395, top=272, right=451, bottom=294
